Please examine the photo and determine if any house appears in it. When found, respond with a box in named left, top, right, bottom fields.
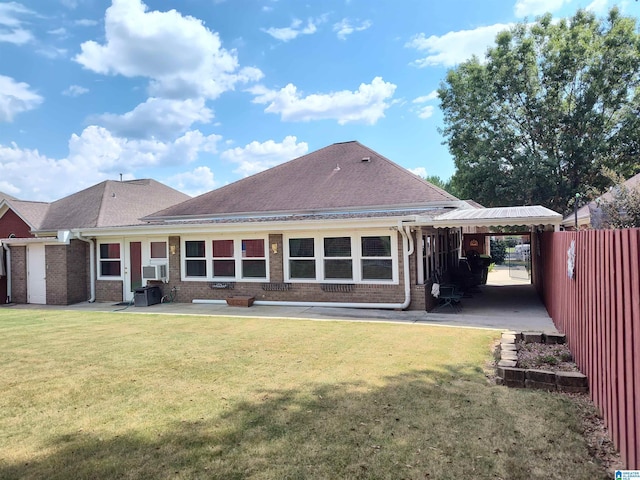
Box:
left=2, top=141, right=563, bottom=310
left=562, top=172, right=640, bottom=229
left=0, top=180, right=190, bottom=305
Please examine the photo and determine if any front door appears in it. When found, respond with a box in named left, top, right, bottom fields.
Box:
left=123, top=241, right=142, bottom=301
left=27, top=244, right=46, bottom=304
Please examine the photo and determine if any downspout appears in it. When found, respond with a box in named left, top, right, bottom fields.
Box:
left=75, top=234, right=96, bottom=303
left=2, top=242, right=10, bottom=304
left=193, top=223, right=416, bottom=310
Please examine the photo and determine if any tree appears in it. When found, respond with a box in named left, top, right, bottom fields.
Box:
left=593, top=169, right=640, bottom=229
left=439, top=8, right=640, bottom=215
left=423, top=175, right=460, bottom=197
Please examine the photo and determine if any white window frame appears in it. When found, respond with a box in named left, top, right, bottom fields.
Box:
left=181, top=235, right=269, bottom=282
left=283, top=230, right=399, bottom=284
left=97, top=240, right=123, bottom=280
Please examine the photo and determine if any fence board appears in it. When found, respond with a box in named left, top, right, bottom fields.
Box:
left=537, top=229, right=640, bottom=469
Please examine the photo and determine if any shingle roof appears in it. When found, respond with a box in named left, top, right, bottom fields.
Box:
left=8, top=200, right=50, bottom=229
left=147, top=141, right=459, bottom=220
left=38, top=179, right=190, bottom=231
left=0, top=191, right=18, bottom=201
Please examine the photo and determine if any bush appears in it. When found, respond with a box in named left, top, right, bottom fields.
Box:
left=490, top=239, right=507, bottom=264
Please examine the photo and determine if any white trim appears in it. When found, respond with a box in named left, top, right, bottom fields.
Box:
left=282, top=229, right=399, bottom=284
left=181, top=234, right=270, bottom=282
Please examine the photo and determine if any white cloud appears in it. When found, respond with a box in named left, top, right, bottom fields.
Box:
left=250, top=77, right=397, bottom=125
left=95, top=97, right=214, bottom=140
left=406, top=23, right=512, bottom=67
left=514, top=0, right=571, bottom=17
left=0, top=75, right=43, bottom=122
left=62, top=85, right=89, bottom=97
left=262, top=17, right=322, bottom=42
left=586, top=0, right=609, bottom=14
left=0, top=2, right=34, bottom=44
left=415, top=105, right=434, bottom=119
left=75, top=19, right=98, bottom=26
left=333, top=18, right=372, bottom=40
left=74, top=0, right=263, bottom=99
left=409, top=167, right=427, bottom=177
left=220, top=136, right=308, bottom=177
left=413, top=91, right=438, bottom=103
left=165, top=166, right=217, bottom=197
left=48, top=27, right=67, bottom=36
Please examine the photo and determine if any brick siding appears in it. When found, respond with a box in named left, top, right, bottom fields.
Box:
left=9, top=246, right=27, bottom=303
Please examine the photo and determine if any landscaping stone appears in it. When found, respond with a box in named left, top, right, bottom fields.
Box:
left=555, top=371, right=588, bottom=388
left=501, top=352, right=518, bottom=361
left=522, top=332, right=543, bottom=343
left=497, top=359, right=517, bottom=368
left=497, top=367, right=526, bottom=382
left=501, top=333, right=517, bottom=342
left=557, top=384, right=589, bottom=394
left=543, top=333, right=567, bottom=344
left=526, top=369, right=556, bottom=383
left=500, top=344, right=517, bottom=351
left=505, top=379, right=526, bottom=388
left=525, top=379, right=557, bottom=391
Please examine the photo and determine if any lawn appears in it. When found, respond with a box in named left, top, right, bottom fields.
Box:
left=0, top=309, right=608, bottom=479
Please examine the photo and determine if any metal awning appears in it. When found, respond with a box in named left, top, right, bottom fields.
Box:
left=419, top=205, right=562, bottom=229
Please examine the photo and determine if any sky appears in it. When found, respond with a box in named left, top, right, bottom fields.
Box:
left=1, top=0, right=639, bottom=202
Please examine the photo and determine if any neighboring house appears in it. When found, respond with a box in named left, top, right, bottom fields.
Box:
left=562, top=172, right=640, bottom=229
left=2, top=141, right=562, bottom=310
left=0, top=180, right=190, bottom=305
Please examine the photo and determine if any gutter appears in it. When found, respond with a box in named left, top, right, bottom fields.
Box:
left=2, top=242, right=10, bottom=303
left=193, top=223, right=416, bottom=311
left=75, top=233, right=96, bottom=303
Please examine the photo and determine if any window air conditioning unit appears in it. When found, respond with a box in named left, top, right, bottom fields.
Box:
left=142, top=264, right=168, bottom=282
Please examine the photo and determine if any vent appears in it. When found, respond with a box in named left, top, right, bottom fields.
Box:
left=361, top=156, right=371, bottom=162
left=142, top=264, right=168, bottom=282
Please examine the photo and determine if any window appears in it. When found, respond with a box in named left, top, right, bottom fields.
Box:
left=323, top=237, right=352, bottom=279
left=99, top=243, right=121, bottom=277
left=185, top=240, right=206, bottom=277
left=289, top=238, right=316, bottom=279
left=213, top=239, right=235, bottom=277
left=150, top=241, right=167, bottom=259
left=241, top=239, right=266, bottom=278
left=361, top=236, right=393, bottom=280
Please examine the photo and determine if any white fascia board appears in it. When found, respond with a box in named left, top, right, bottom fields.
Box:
left=1, top=236, right=60, bottom=246
left=74, top=215, right=422, bottom=237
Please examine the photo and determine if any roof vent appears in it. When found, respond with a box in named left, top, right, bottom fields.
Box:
left=361, top=156, right=371, bottom=162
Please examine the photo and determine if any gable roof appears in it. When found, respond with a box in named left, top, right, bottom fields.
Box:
left=562, top=172, right=640, bottom=227
left=0, top=199, right=50, bottom=231
left=0, top=191, right=17, bottom=202
left=37, top=179, right=190, bottom=231
left=147, top=141, right=459, bottom=221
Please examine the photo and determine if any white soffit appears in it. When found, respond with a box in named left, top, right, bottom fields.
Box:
left=428, top=205, right=562, bottom=228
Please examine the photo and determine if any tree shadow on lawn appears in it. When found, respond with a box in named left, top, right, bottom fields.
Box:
left=1, top=365, right=607, bottom=480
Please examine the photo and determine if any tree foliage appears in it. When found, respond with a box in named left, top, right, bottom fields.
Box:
left=423, top=175, right=459, bottom=197
left=592, top=169, right=640, bottom=229
left=439, top=8, right=640, bottom=215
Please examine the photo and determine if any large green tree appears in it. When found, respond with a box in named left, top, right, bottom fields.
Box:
left=439, top=8, right=640, bottom=215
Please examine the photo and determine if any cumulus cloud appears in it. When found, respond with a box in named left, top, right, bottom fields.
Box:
left=514, top=0, right=571, bottom=17
left=74, top=0, right=263, bottom=99
left=249, top=77, right=397, bottom=125
left=165, top=166, right=217, bottom=197
left=95, top=97, right=214, bottom=140
left=220, top=136, right=308, bottom=177
left=0, top=2, right=34, bottom=44
left=333, top=18, right=372, bottom=40
left=0, top=75, right=43, bottom=122
left=0, top=125, right=223, bottom=200
left=412, top=91, right=438, bottom=119
left=406, top=23, right=512, bottom=67
left=409, top=167, right=427, bottom=177
left=262, top=17, right=324, bottom=41
left=62, top=85, right=89, bottom=97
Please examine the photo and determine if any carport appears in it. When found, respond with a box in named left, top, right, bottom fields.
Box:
left=409, top=205, right=563, bottom=313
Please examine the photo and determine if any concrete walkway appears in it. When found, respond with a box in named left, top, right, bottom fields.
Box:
left=1, top=268, right=557, bottom=333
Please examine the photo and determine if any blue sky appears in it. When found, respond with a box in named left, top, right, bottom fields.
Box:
left=1, top=0, right=638, bottom=201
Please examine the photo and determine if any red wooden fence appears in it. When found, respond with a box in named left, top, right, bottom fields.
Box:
left=536, top=229, right=640, bottom=469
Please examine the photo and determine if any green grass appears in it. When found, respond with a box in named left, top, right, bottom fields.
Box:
left=0, top=309, right=608, bottom=479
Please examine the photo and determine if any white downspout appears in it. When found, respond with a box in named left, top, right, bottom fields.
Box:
left=2, top=242, right=10, bottom=304
left=75, top=234, right=96, bottom=303
left=193, top=223, right=416, bottom=310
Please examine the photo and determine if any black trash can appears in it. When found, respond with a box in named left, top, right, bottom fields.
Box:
left=134, top=285, right=161, bottom=307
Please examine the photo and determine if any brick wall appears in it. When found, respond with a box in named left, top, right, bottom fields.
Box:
left=96, top=280, right=123, bottom=302
left=10, top=246, right=27, bottom=303
left=66, top=240, right=89, bottom=304
left=1, top=209, right=34, bottom=303
left=159, top=231, right=427, bottom=309
left=45, top=245, right=67, bottom=305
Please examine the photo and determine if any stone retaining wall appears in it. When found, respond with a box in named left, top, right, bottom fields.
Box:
left=495, top=331, right=589, bottom=393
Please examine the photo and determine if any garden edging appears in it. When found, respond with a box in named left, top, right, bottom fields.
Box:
left=495, top=331, right=589, bottom=393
